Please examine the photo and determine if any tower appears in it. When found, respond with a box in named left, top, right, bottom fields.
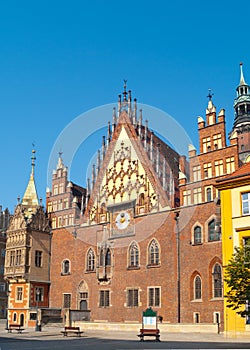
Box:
left=230, top=63, right=250, bottom=163
left=4, top=149, right=51, bottom=328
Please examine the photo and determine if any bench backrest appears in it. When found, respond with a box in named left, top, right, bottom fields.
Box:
left=140, top=328, right=159, bottom=334
left=65, top=326, right=80, bottom=331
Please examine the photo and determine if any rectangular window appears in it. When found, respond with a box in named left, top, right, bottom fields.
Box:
left=127, top=288, right=139, bottom=307
left=226, top=157, right=235, bottom=174
left=242, top=193, right=250, bottom=215
left=79, top=292, right=88, bottom=299
left=47, top=202, right=52, bottom=213
left=63, top=215, right=69, bottom=226
left=99, top=290, right=110, bottom=307
left=52, top=217, right=57, bottom=229
left=64, top=199, right=69, bottom=209
left=69, top=214, right=74, bottom=225
left=15, top=249, right=22, bottom=266
left=16, top=287, right=23, bottom=301
left=58, top=216, right=62, bottom=227
left=193, top=165, right=201, bottom=182
left=213, top=134, right=222, bottom=149
left=53, top=185, right=58, bottom=195
left=10, top=251, right=15, bottom=266
left=0, top=283, right=5, bottom=292
left=148, top=287, right=160, bottom=307
left=63, top=293, right=71, bottom=308
left=203, top=163, right=212, bottom=178
left=202, top=137, right=211, bottom=153
left=35, top=251, right=42, bottom=267
left=58, top=200, right=63, bottom=210
left=193, top=187, right=202, bottom=204
left=52, top=201, right=57, bottom=211
left=183, top=190, right=191, bottom=206
left=215, top=160, right=223, bottom=176
left=59, top=183, right=64, bottom=194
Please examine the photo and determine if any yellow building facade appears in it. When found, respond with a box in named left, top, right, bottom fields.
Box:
left=216, top=162, right=250, bottom=334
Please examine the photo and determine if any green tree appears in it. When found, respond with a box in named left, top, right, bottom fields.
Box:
left=224, top=243, right=250, bottom=318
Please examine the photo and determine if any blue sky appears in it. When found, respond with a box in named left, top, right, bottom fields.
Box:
left=0, top=0, right=249, bottom=211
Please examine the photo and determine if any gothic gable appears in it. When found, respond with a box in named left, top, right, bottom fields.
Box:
left=85, top=111, right=172, bottom=225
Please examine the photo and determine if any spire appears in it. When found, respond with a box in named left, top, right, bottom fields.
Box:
left=232, top=62, right=250, bottom=130
left=122, top=79, right=128, bottom=101
left=57, top=151, right=64, bottom=169
left=239, top=62, right=247, bottom=86
left=21, top=148, right=39, bottom=211
left=206, top=89, right=216, bottom=114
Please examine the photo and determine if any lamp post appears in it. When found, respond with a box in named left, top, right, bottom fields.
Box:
left=35, top=288, right=41, bottom=331
left=174, top=210, right=181, bottom=323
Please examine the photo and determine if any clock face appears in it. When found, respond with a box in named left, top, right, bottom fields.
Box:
left=115, top=211, right=130, bottom=230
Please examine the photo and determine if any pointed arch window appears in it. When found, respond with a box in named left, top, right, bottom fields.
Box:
left=208, top=219, right=220, bottom=241
left=138, top=193, right=145, bottom=206
left=148, top=239, right=160, bottom=266
left=194, top=275, right=202, bottom=300
left=194, top=226, right=202, bottom=245
left=99, top=249, right=105, bottom=267
left=62, top=259, right=70, bottom=275
left=212, top=263, right=222, bottom=298
left=86, top=249, right=95, bottom=272
left=105, top=248, right=111, bottom=266
left=128, top=242, right=139, bottom=268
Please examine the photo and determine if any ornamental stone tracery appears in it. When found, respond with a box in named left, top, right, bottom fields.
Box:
left=89, top=140, right=159, bottom=223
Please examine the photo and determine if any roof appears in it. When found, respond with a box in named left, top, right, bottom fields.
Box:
left=216, top=162, right=250, bottom=189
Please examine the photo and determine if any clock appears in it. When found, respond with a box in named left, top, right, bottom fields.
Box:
left=115, top=211, right=131, bottom=230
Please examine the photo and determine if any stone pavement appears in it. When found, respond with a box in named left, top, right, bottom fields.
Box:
left=0, top=322, right=250, bottom=343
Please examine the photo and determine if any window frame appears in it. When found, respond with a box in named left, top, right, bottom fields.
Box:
left=148, top=287, right=160, bottom=307
left=99, top=290, right=110, bottom=308
left=242, top=192, right=250, bottom=216
left=194, top=275, right=202, bottom=300
left=148, top=239, right=160, bottom=266
left=127, top=288, right=139, bottom=307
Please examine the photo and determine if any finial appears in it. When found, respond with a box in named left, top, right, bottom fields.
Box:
left=239, top=62, right=246, bottom=85
left=123, top=79, right=128, bottom=101
left=207, top=89, right=214, bottom=102
left=58, top=150, right=63, bottom=158
left=31, top=145, right=36, bottom=175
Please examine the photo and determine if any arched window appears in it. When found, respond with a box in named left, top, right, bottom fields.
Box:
left=208, top=219, right=220, bottom=242
left=194, top=226, right=202, bottom=244
left=129, top=242, right=139, bottom=268
left=148, top=239, right=160, bottom=265
left=86, top=249, right=95, bottom=271
left=194, top=275, right=202, bottom=299
left=206, top=187, right=212, bottom=202
left=212, top=263, right=222, bottom=298
left=99, top=249, right=105, bottom=267
left=62, top=259, right=70, bottom=275
left=105, top=249, right=111, bottom=266
left=138, top=193, right=145, bottom=206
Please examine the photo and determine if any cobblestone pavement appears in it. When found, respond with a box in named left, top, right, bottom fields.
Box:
left=0, top=322, right=250, bottom=350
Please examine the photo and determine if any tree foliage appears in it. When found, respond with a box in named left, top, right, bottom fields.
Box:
left=224, top=243, right=250, bottom=317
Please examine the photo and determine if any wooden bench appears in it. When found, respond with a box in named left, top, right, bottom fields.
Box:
left=138, top=328, right=160, bottom=341
left=61, top=326, right=83, bottom=337
left=6, top=324, right=25, bottom=334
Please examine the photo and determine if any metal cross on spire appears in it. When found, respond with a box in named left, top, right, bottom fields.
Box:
left=123, top=79, right=128, bottom=101
left=207, top=89, right=214, bottom=101
left=31, top=143, right=36, bottom=175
